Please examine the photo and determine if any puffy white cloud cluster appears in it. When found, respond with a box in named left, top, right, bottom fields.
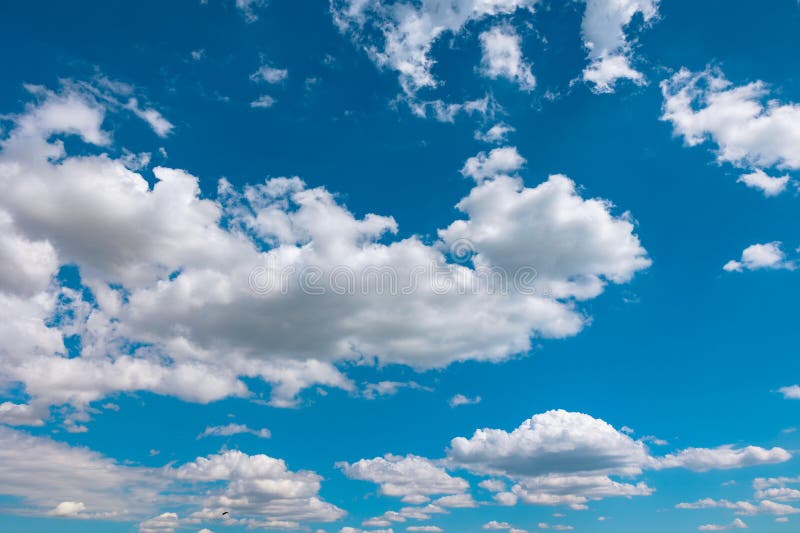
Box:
left=0, top=426, right=342, bottom=529
left=330, top=0, right=539, bottom=96
left=343, top=410, right=791, bottom=519
left=0, top=82, right=650, bottom=427
left=661, top=67, right=800, bottom=196
left=580, top=0, right=659, bottom=93
left=723, top=242, right=795, bottom=273
left=338, top=454, right=469, bottom=501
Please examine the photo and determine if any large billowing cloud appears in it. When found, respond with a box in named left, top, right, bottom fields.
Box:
left=0, top=81, right=650, bottom=426
left=661, top=67, right=800, bottom=197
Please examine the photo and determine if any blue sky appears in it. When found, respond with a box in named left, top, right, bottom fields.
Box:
left=1, top=1, right=800, bottom=532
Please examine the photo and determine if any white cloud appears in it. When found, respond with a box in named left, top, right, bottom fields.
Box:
left=475, top=123, right=515, bottom=144
left=461, top=146, right=526, bottom=182
left=677, top=498, right=800, bottom=516
left=580, top=0, right=659, bottom=93
left=448, top=410, right=790, bottom=509
left=723, top=242, right=794, bottom=272
left=406, top=95, right=494, bottom=123
left=654, top=446, right=792, bottom=472
left=236, top=0, right=266, bottom=23
left=331, top=0, right=539, bottom=96
left=0, top=82, right=649, bottom=425
left=479, top=25, right=535, bottom=91
left=176, top=449, right=345, bottom=525
left=661, top=67, right=800, bottom=194
left=737, top=169, right=791, bottom=197
left=698, top=519, right=748, bottom=531
left=407, top=527, right=443, bottom=532
left=779, top=386, right=800, bottom=399
left=484, top=521, right=513, bottom=530
left=479, top=479, right=506, bottom=492
left=449, top=394, right=481, bottom=407
left=140, top=512, right=180, bottom=533
left=197, top=423, right=271, bottom=439
left=124, top=98, right=174, bottom=137
left=48, top=501, right=87, bottom=517
left=363, top=381, right=433, bottom=399
left=0, top=425, right=164, bottom=518
left=251, top=95, right=277, bottom=108
left=338, top=454, right=469, bottom=499
left=251, top=65, right=289, bottom=84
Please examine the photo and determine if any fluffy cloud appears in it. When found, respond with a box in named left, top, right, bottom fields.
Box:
left=580, top=0, right=659, bottom=93
left=779, top=386, right=800, bottom=400
left=447, top=410, right=790, bottom=509
left=0, top=426, right=342, bottom=528
left=0, top=426, right=163, bottom=518
left=176, top=450, right=345, bottom=525
left=460, top=146, right=526, bottom=182
left=0, top=82, right=650, bottom=424
left=723, top=242, right=794, bottom=272
left=698, top=519, right=748, bottom=531
left=737, top=169, right=790, bottom=197
left=330, top=0, right=539, bottom=96
left=654, top=446, right=791, bottom=472
left=338, top=454, right=469, bottom=500
left=479, top=25, right=535, bottom=91
left=475, top=123, right=515, bottom=144
left=661, top=67, right=800, bottom=195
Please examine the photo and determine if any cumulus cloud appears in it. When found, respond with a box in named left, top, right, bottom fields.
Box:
left=737, top=169, right=790, bottom=197
left=723, top=242, right=794, bottom=272
left=479, top=25, right=535, bottom=91
left=698, top=519, right=748, bottom=531
left=661, top=67, right=800, bottom=195
left=338, top=454, right=469, bottom=500
left=48, top=501, right=87, bottom=517
left=0, top=426, right=342, bottom=528
left=447, top=410, right=790, bottom=509
left=580, top=0, right=659, bottom=93
left=654, top=446, right=792, bottom=472
left=779, top=386, right=800, bottom=400
left=0, top=82, right=651, bottom=425
left=475, top=123, right=515, bottom=144
left=330, top=0, right=539, bottom=96
left=461, top=146, right=526, bottom=182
